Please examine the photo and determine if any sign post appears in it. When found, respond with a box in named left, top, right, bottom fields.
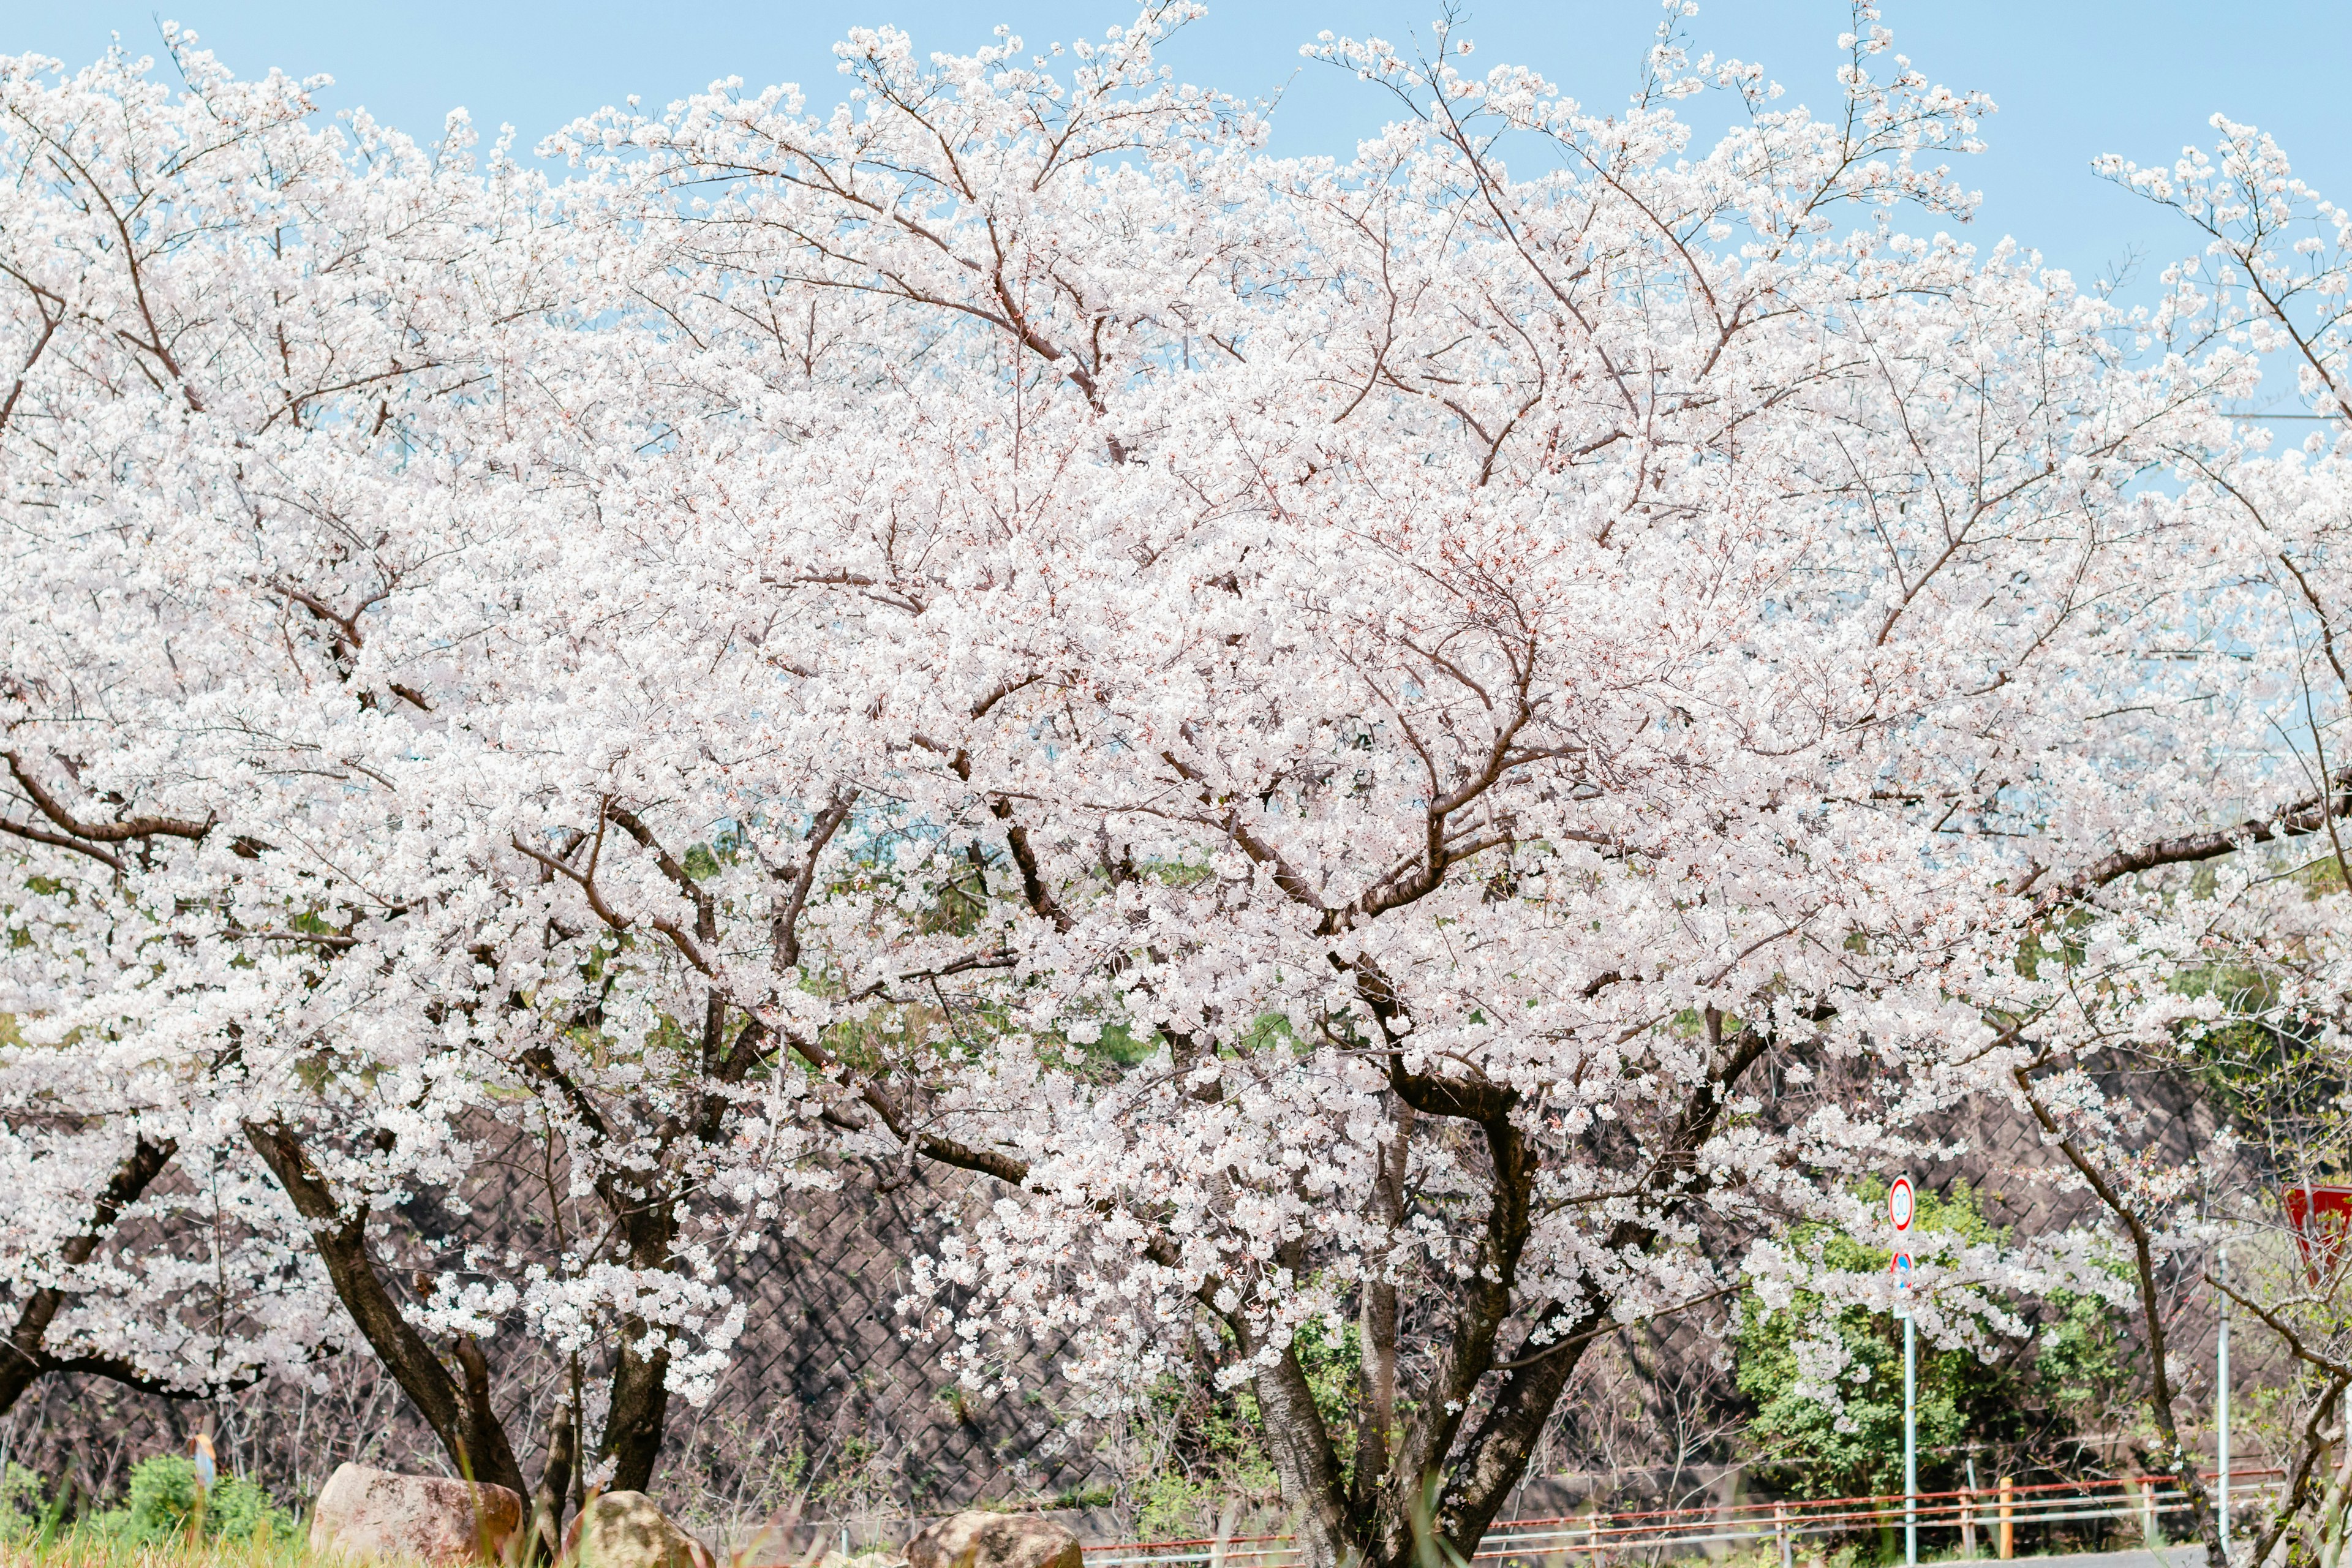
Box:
left=189, top=1433, right=214, bottom=1544
left=1891, top=1177, right=1917, bottom=1568
left=2218, top=1242, right=2230, bottom=1556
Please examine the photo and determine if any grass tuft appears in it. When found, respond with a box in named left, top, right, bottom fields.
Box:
left=0, top=1533, right=355, bottom=1568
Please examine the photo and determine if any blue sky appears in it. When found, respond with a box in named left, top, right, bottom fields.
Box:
left=11, top=1, right=2350, bottom=328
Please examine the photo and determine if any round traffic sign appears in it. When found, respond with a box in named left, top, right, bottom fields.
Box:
left=1890, top=1251, right=1913, bottom=1292
left=1889, top=1175, right=1915, bottom=1234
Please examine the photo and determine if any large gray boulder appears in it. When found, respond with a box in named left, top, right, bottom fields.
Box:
left=562, top=1490, right=717, bottom=1568
left=906, top=1512, right=1083, bottom=1568
left=308, top=1461, right=523, bottom=1564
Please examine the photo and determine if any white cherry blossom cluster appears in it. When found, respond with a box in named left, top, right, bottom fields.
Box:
left=2, top=6, right=2348, bottom=1556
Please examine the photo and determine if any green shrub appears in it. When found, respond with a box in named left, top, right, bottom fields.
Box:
left=1733, top=1182, right=2112, bottom=1502
left=0, top=1460, right=47, bottom=1542
left=87, top=1453, right=296, bottom=1547
left=1137, top=1473, right=1215, bottom=1542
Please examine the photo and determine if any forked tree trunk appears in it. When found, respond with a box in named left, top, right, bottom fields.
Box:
left=1229, top=1014, right=1770, bottom=1568
left=245, top=1121, right=532, bottom=1498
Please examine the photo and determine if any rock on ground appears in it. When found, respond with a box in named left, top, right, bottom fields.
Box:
left=308, top=1461, right=523, bottom=1564
left=906, top=1512, right=1084, bottom=1568
left=562, top=1489, right=718, bottom=1568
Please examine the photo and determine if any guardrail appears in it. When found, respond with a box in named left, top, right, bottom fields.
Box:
left=1082, top=1469, right=2287, bottom=1568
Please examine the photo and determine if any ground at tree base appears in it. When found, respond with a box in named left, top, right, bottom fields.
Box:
left=0, top=1541, right=2234, bottom=1568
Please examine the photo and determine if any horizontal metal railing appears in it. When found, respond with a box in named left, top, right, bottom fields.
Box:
left=1082, top=1469, right=2288, bottom=1568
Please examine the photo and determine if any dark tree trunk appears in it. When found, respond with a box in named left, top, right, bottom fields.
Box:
left=530, top=1392, right=578, bottom=1564
left=2015, top=1069, right=2228, bottom=1568
left=598, top=1333, right=671, bottom=1493
left=1349, top=1096, right=1412, bottom=1533
left=1248, top=1340, right=1353, bottom=1568
left=245, top=1121, right=529, bottom=1496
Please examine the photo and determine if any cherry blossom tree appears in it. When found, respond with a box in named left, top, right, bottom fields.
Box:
left=0, top=26, right=722, bottom=1522
left=4, top=7, right=2348, bottom=1567
left=1954, top=113, right=2352, bottom=1568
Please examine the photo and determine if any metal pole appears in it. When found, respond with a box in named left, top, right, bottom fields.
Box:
left=1905, top=1310, right=1918, bottom=1567
left=2221, top=1242, right=2233, bottom=1560
left=1966, top=1453, right=1980, bottom=1560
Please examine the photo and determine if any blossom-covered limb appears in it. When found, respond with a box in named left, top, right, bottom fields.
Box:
left=0, top=1134, right=176, bottom=1415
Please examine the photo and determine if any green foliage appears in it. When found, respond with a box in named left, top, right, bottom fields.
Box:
left=1079, top=1020, right=1160, bottom=1068
left=1737, top=1295, right=1988, bottom=1501
left=1734, top=1183, right=2110, bottom=1501
left=1288, top=1314, right=1366, bottom=1447
left=1136, top=1355, right=1283, bottom=1536
left=1155, top=1370, right=1281, bottom=1507
left=1, top=1461, right=47, bottom=1542
left=1137, top=1473, right=1220, bottom=1540
left=2030, top=1286, right=2141, bottom=1422
left=85, top=1455, right=295, bottom=1548
left=1133, top=1310, right=1369, bottom=1539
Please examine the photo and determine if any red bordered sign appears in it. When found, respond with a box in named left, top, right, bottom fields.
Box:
left=1889, top=1175, right=1915, bottom=1235
left=2285, top=1185, right=2352, bottom=1281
